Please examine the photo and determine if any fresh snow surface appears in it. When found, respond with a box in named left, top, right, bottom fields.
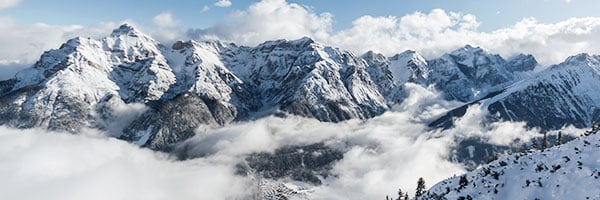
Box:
left=420, top=129, right=600, bottom=200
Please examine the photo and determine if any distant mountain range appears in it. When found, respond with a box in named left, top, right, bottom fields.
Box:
left=1, top=24, right=599, bottom=150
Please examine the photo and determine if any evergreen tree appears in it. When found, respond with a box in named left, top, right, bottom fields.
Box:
left=541, top=132, right=549, bottom=150
left=386, top=195, right=390, bottom=200
left=556, top=131, right=563, bottom=146
left=415, top=177, right=426, bottom=197
left=458, top=175, right=468, bottom=190
left=404, top=193, right=409, bottom=200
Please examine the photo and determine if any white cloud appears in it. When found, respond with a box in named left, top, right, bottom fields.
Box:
left=0, top=16, right=180, bottom=78
left=0, top=0, right=21, bottom=9
left=151, top=12, right=183, bottom=42
left=0, top=17, right=120, bottom=78
left=331, top=9, right=600, bottom=65
left=0, top=60, right=28, bottom=80
left=188, top=0, right=332, bottom=46
left=214, top=0, right=232, bottom=7
left=3, top=0, right=600, bottom=73
left=0, top=2, right=595, bottom=198
left=187, top=0, right=600, bottom=66
left=0, top=127, right=251, bottom=200
left=173, top=84, right=550, bottom=199
left=0, top=82, right=581, bottom=200
left=153, top=12, right=179, bottom=28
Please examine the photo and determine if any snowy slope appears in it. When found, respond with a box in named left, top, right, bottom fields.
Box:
left=0, top=25, right=394, bottom=150
left=0, top=24, right=173, bottom=132
left=431, top=53, right=600, bottom=131
left=484, top=53, right=600, bottom=129
left=425, top=45, right=537, bottom=102
left=361, top=45, right=537, bottom=103
left=420, top=127, right=600, bottom=200
left=389, top=50, right=430, bottom=85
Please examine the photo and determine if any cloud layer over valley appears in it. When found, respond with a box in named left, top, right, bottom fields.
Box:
left=0, top=84, right=568, bottom=200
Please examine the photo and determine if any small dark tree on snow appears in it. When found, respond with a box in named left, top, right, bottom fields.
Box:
left=458, top=175, right=469, bottom=190
left=541, top=132, right=549, bottom=151
left=404, top=193, right=409, bottom=200
left=415, top=177, right=426, bottom=197
left=556, top=131, right=563, bottom=146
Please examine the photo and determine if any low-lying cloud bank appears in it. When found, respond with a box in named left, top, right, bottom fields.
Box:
left=0, top=127, right=251, bottom=200
left=0, top=83, right=581, bottom=200
left=0, top=83, right=564, bottom=200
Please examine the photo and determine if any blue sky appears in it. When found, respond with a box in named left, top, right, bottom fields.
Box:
left=2, top=0, right=599, bottom=31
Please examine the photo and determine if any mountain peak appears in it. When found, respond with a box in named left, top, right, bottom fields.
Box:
left=295, top=36, right=315, bottom=45
left=451, top=44, right=486, bottom=56
left=400, top=49, right=417, bottom=55
left=257, top=37, right=318, bottom=50
left=391, top=49, right=418, bottom=59
left=362, top=50, right=386, bottom=62
left=565, top=53, right=592, bottom=63
left=110, top=24, right=143, bottom=37
left=562, top=53, right=600, bottom=72
left=506, top=53, right=537, bottom=72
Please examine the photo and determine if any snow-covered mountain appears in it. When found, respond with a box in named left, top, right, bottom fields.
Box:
left=0, top=24, right=391, bottom=150
left=425, top=45, right=537, bottom=102
left=486, top=53, right=600, bottom=129
left=419, top=127, right=600, bottom=200
left=1, top=23, right=597, bottom=151
left=361, top=45, right=538, bottom=103
left=0, top=25, right=174, bottom=133
left=431, top=53, right=600, bottom=130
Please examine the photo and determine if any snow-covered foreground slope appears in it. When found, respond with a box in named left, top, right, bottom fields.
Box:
left=420, top=127, right=600, bottom=200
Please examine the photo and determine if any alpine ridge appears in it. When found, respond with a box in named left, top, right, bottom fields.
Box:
left=2, top=24, right=598, bottom=150
left=431, top=53, right=600, bottom=131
